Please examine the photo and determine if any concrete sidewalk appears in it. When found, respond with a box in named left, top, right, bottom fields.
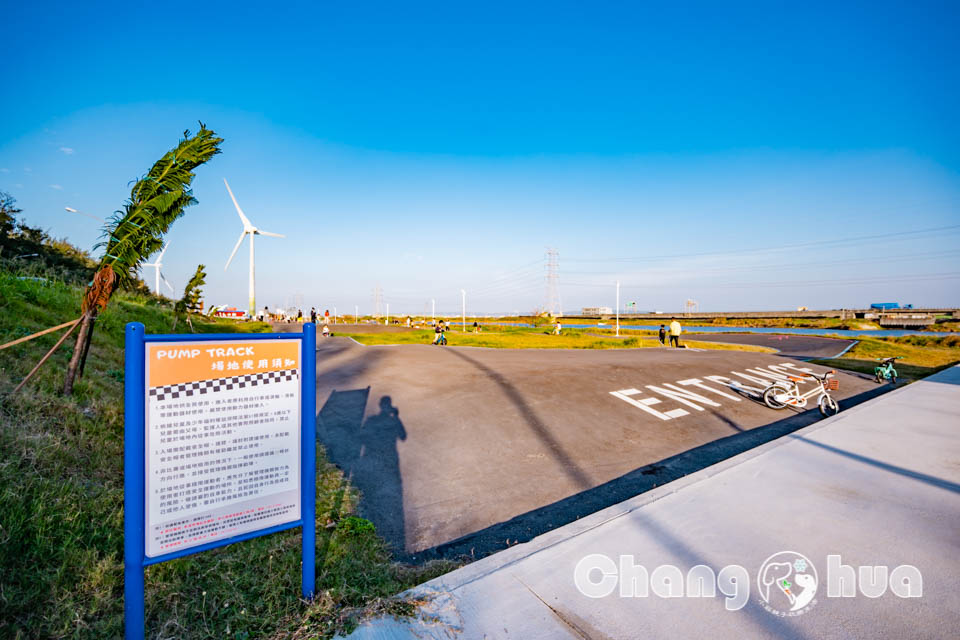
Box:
left=344, top=365, right=960, bottom=639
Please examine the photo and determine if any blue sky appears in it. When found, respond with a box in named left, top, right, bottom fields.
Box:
left=2, top=0, right=959, bottom=314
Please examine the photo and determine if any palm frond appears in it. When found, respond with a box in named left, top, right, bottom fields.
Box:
left=95, top=124, right=222, bottom=286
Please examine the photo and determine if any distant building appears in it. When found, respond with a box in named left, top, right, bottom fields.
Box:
left=582, top=306, right=613, bottom=315
left=213, top=306, right=245, bottom=319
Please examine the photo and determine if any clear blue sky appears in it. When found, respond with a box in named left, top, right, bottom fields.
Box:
left=2, top=0, right=959, bottom=314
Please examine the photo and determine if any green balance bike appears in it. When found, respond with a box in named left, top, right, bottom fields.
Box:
left=874, top=357, right=902, bottom=384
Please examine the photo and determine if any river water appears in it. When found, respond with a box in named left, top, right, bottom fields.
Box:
left=557, top=324, right=951, bottom=338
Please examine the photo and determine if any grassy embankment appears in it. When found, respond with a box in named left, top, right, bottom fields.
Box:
left=345, top=325, right=776, bottom=352
left=0, top=270, right=454, bottom=639
left=811, top=334, right=960, bottom=380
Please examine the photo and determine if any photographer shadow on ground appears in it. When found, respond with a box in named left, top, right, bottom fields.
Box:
left=317, top=389, right=408, bottom=552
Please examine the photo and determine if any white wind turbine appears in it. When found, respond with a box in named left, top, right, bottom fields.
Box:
left=223, top=178, right=285, bottom=317
left=143, top=242, right=174, bottom=296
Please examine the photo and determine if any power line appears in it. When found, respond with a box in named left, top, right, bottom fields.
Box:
left=565, top=224, right=960, bottom=264
left=563, top=249, right=960, bottom=279
left=567, top=271, right=960, bottom=290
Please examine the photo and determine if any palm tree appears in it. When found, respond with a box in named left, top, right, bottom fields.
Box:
left=63, top=125, right=222, bottom=394
left=173, top=264, right=206, bottom=332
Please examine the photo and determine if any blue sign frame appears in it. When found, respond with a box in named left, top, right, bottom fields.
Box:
left=123, top=321, right=316, bottom=640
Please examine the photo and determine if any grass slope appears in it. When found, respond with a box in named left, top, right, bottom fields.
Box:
left=810, top=335, right=960, bottom=380
left=0, top=271, right=454, bottom=639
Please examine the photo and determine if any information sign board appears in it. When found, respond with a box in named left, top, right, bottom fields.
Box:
left=144, top=339, right=302, bottom=557
left=123, top=323, right=316, bottom=640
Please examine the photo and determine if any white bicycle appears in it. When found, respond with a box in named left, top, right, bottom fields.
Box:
left=762, top=369, right=840, bottom=417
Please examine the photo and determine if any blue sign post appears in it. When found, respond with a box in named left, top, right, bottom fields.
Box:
left=123, top=321, right=316, bottom=639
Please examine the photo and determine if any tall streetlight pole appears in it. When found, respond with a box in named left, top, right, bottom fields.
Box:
left=334, top=306, right=337, bottom=324
left=616, top=280, right=620, bottom=337
left=355, top=305, right=359, bottom=324
left=432, top=299, right=435, bottom=324
left=461, top=289, right=466, bottom=332
left=386, top=303, right=389, bottom=326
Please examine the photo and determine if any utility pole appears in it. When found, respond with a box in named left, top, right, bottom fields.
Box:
left=461, top=289, right=466, bottom=332
left=616, top=280, right=620, bottom=337
left=545, top=247, right=561, bottom=316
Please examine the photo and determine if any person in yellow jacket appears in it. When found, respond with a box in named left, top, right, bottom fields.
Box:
left=669, top=318, right=682, bottom=348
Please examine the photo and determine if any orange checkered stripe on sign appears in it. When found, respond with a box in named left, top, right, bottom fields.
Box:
left=148, top=369, right=298, bottom=402
left=147, top=340, right=300, bottom=388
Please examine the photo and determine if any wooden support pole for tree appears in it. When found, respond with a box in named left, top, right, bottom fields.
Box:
left=13, top=319, right=82, bottom=394
left=0, top=319, right=79, bottom=351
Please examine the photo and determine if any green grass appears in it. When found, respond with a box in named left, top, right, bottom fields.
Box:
left=810, top=335, right=960, bottom=380
left=346, top=326, right=776, bottom=352
left=0, top=270, right=456, bottom=639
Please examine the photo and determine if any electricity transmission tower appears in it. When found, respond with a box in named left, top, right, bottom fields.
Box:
left=684, top=298, right=699, bottom=316
left=545, top=247, right=562, bottom=316
left=373, top=286, right=383, bottom=319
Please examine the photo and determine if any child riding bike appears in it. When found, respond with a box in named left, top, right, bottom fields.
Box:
left=433, top=320, right=447, bottom=345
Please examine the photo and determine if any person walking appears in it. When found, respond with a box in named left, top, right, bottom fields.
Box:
left=297, top=309, right=304, bottom=324
left=323, top=309, right=330, bottom=325
left=658, top=324, right=667, bottom=345
left=669, top=318, right=682, bottom=348
left=310, top=307, right=317, bottom=324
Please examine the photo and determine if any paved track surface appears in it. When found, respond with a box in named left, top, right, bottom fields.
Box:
left=285, top=327, right=884, bottom=559
left=684, top=332, right=857, bottom=359
left=346, top=364, right=960, bottom=640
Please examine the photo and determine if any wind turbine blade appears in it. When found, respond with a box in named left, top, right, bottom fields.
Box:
left=257, top=230, right=285, bottom=238
left=160, top=272, right=175, bottom=293
left=223, top=178, right=253, bottom=228
left=225, top=231, right=246, bottom=270
left=158, top=242, right=170, bottom=261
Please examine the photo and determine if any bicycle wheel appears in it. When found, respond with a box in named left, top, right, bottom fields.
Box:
left=763, top=385, right=790, bottom=410
left=819, top=394, right=839, bottom=417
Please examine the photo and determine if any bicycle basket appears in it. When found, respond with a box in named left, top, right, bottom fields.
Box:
left=826, top=379, right=840, bottom=391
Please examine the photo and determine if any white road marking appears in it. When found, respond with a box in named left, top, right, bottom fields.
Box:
left=612, top=363, right=830, bottom=421
left=645, top=384, right=722, bottom=411
left=611, top=389, right=689, bottom=421
left=676, top=378, right=742, bottom=402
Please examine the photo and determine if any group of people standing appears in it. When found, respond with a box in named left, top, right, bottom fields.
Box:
left=658, top=318, right=683, bottom=347
left=273, top=307, right=334, bottom=336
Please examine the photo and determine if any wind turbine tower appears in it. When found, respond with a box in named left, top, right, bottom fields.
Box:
left=223, top=179, right=285, bottom=317
left=143, top=242, right=174, bottom=296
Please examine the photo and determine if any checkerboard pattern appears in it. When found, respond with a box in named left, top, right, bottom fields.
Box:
left=149, top=369, right=299, bottom=402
